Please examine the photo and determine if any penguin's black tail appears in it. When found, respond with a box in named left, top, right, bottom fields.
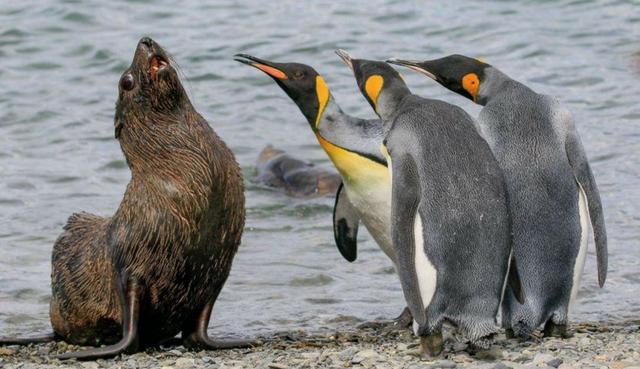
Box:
left=0, top=332, right=57, bottom=345
left=508, top=254, right=526, bottom=304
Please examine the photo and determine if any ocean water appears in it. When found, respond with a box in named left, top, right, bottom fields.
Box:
left=0, top=0, right=638, bottom=340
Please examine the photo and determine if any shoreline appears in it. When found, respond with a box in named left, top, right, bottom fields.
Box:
left=1, top=321, right=638, bottom=369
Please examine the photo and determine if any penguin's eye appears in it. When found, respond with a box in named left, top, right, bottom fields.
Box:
left=120, top=74, right=135, bottom=91
left=292, top=70, right=305, bottom=80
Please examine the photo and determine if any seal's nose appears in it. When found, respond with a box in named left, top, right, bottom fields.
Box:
left=139, top=37, right=154, bottom=49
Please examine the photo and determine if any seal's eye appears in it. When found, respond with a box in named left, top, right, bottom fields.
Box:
left=120, top=74, right=135, bottom=91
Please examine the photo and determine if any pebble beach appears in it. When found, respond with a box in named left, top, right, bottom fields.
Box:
left=1, top=321, right=638, bottom=369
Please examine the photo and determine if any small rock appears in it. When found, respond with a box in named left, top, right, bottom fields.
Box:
left=475, top=347, right=503, bottom=360
left=160, top=367, right=174, bottom=369
left=268, top=364, right=288, bottom=369
left=533, top=353, right=555, bottom=365
left=168, top=349, right=183, bottom=356
left=430, top=360, right=457, bottom=368
left=452, top=342, right=468, bottom=352
left=494, top=363, right=511, bottom=369
left=451, top=353, right=473, bottom=363
left=557, top=364, right=577, bottom=369
left=81, top=363, right=99, bottom=369
left=300, top=352, right=320, bottom=361
left=513, top=354, right=532, bottom=363
left=611, top=362, right=634, bottom=369
left=175, top=357, right=195, bottom=368
left=0, top=348, right=15, bottom=355
left=547, top=358, right=563, bottom=368
left=352, top=349, right=380, bottom=364
left=338, top=346, right=359, bottom=361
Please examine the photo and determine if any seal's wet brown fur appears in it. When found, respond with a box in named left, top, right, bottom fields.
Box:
left=45, top=38, right=245, bottom=355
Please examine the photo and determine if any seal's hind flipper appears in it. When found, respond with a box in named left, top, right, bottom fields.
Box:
left=56, top=279, right=143, bottom=360
left=182, top=301, right=260, bottom=350
left=332, top=183, right=360, bottom=262
left=0, top=333, right=57, bottom=345
left=508, top=254, right=526, bottom=304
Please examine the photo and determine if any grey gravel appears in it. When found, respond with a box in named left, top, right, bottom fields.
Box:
left=0, top=321, right=639, bottom=369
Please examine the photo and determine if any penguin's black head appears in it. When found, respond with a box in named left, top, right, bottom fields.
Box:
left=387, top=54, right=489, bottom=103
left=336, top=49, right=410, bottom=117
left=234, top=54, right=330, bottom=130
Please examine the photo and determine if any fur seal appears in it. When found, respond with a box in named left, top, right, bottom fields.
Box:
left=255, top=144, right=341, bottom=197
left=1, top=37, right=251, bottom=359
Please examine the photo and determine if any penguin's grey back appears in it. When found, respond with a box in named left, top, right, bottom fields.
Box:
left=478, top=80, right=583, bottom=333
left=387, top=95, right=512, bottom=340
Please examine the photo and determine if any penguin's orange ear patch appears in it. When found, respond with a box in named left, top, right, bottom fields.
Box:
left=462, top=73, right=480, bottom=101
left=365, top=75, right=384, bottom=108
left=255, top=64, right=288, bottom=80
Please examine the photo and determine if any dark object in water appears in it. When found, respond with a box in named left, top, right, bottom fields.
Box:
left=255, top=145, right=341, bottom=198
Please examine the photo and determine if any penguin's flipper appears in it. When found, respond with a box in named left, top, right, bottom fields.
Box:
left=508, top=254, right=526, bottom=304
left=333, top=183, right=359, bottom=262
left=565, top=128, right=608, bottom=287
left=389, top=152, right=426, bottom=327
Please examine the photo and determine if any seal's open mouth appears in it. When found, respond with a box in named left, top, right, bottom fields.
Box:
left=149, top=55, right=168, bottom=79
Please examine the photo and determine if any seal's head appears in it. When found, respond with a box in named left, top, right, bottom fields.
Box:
left=114, top=37, right=191, bottom=140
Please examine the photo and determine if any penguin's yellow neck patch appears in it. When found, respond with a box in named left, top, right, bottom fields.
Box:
left=315, top=133, right=389, bottom=186
left=380, top=144, right=390, bottom=161
left=365, top=75, right=384, bottom=110
left=462, top=73, right=480, bottom=102
left=314, top=75, right=330, bottom=130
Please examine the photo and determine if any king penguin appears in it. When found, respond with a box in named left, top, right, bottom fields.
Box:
left=337, top=50, right=524, bottom=357
left=388, top=55, right=607, bottom=338
left=234, top=54, right=412, bottom=326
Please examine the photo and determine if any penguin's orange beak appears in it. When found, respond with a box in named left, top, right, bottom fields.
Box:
left=234, top=54, right=288, bottom=80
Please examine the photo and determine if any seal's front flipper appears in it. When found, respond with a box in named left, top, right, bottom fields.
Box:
left=183, top=302, right=259, bottom=350
left=56, top=279, right=142, bottom=360
left=508, top=254, right=526, bottom=304
left=0, top=333, right=57, bottom=345
left=333, top=183, right=359, bottom=262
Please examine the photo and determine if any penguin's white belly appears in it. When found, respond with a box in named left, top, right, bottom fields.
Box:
left=343, top=180, right=394, bottom=262
left=569, top=182, right=590, bottom=313
left=413, top=213, right=437, bottom=331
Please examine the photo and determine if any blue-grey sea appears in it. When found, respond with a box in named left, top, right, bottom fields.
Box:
left=1, top=0, right=638, bottom=339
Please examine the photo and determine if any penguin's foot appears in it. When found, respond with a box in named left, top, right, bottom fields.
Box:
left=359, top=307, right=413, bottom=332
left=543, top=321, right=573, bottom=338
left=419, top=332, right=444, bottom=359
left=392, top=307, right=413, bottom=329
left=505, top=328, right=515, bottom=339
